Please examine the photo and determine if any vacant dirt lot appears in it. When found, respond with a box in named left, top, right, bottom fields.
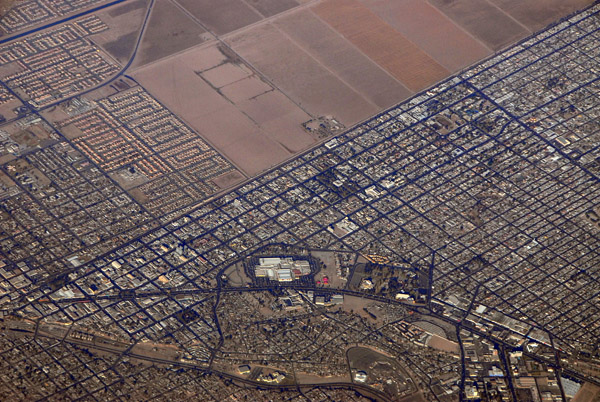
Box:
left=212, top=170, right=246, bottom=190
left=427, top=334, right=460, bottom=354
left=95, top=0, right=148, bottom=64
left=313, top=0, right=449, bottom=92
left=108, top=0, right=147, bottom=17
left=220, top=76, right=271, bottom=103
left=133, top=44, right=315, bottom=175
left=238, top=90, right=315, bottom=150
left=572, top=382, right=600, bottom=402
left=201, top=62, right=252, bottom=88
left=227, top=23, right=380, bottom=125
left=134, top=0, right=207, bottom=66
left=0, top=0, right=16, bottom=18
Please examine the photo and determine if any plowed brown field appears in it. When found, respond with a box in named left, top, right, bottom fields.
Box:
left=313, top=0, right=449, bottom=92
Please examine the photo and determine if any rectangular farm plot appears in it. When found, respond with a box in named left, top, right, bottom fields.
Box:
left=490, top=0, right=593, bottom=31
left=201, top=62, right=252, bottom=88
left=227, top=23, right=380, bottom=126
left=134, top=0, right=208, bottom=66
left=428, top=0, right=531, bottom=50
left=175, top=0, right=262, bottom=35
left=212, top=127, right=291, bottom=174
left=173, top=44, right=228, bottom=72
left=312, top=0, right=449, bottom=92
left=193, top=106, right=293, bottom=175
left=96, top=0, right=149, bottom=64
left=274, top=9, right=411, bottom=109
left=238, top=91, right=315, bottom=151
left=359, top=0, right=491, bottom=71
left=245, top=0, right=299, bottom=17
left=220, top=76, right=272, bottom=103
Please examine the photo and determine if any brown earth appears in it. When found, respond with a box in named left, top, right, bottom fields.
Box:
left=572, top=382, right=600, bottom=402
left=426, top=334, right=460, bottom=354
left=220, top=76, right=271, bottom=103
left=245, top=0, right=299, bottom=18
left=134, top=0, right=207, bottom=66
left=490, top=0, right=593, bottom=31
left=428, top=0, right=531, bottom=50
left=313, top=0, right=450, bottom=92
left=132, top=44, right=314, bottom=175
left=359, top=0, right=491, bottom=71
left=108, top=0, right=147, bottom=17
left=0, top=0, right=16, bottom=16
left=201, top=62, right=252, bottom=88
left=123, top=0, right=595, bottom=190
left=175, top=0, right=262, bottom=35
left=95, top=0, right=148, bottom=64
left=227, top=23, right=380, bottom=125
left=274, top=9, right=411, bottom=109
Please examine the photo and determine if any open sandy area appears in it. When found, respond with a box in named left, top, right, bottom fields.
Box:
left=295, top=372, right=350, bottom=384
left=572, top=382, right=600, bottom=402
left=94, top=0, right=149, bottom=65
left=133, top=0, right=207, bottom=66
left=132, top=44, right=315, bottom=175
left=220, top=76, right=271, bottom=103
left=0, top=0, right=16, bottom=17
left=227, top=23, right=380, bottom=126
left=426, top=334, right=460, bottom=354
left=341, top=295, right=379, bottom=321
